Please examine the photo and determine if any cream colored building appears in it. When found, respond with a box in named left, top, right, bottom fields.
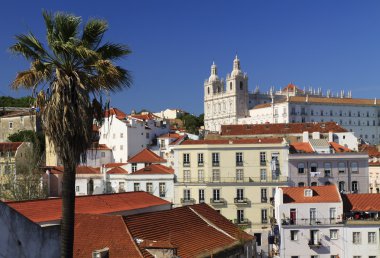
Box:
left=171, top=137, right=289, bottom=255
left=0, top=110, right=39, bottom=142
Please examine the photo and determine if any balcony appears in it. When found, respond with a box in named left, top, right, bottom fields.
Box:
left=198, top=162, right=204, bottom=167
left=180, top=198, right=196, bottom=206
left=176, top=176, right=289, bottom=184
left=261, top=198, right=268, bottom=203
left=260, top=161, right=266, bottom=166
left=308, top=240, right=322, bottom=248
left=281, top=218, right=343, bottom=226
left=212, top=162, right=220, bottom=167
left=210, top=198, right=227, bottom=206
left=183, top=162, right=190, bottom=167
left=234, top=218, right=251, bottom=227
left=236, top=161, right=243, bottom=167
left=234, top=197, right=251, bottom=206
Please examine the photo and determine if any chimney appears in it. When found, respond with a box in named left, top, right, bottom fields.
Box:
left=328, top=131, right=333, bottom=142
left=302, top=131, right=309, bottom=142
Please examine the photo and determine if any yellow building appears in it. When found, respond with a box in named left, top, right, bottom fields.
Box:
left=172, top=137, right=289, bottom=252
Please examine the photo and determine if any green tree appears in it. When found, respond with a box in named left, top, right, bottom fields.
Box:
left=8, top=130, right=45, bottom=160
left=10, top=11, right=132, bottom=257
left=180, top=113, right=204, bottom=134
left=0, top=96, right=34, bottom=107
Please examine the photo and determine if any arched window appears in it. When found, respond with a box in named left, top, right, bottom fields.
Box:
left=311, top=182, right=318, bottom=186
left=230, top=82, right=232, bottom=90
left=207, top=87, right=210, bottom=95
left=240, top=81, right=243, bottom=90
left=297, top=163, right=305, bottom=174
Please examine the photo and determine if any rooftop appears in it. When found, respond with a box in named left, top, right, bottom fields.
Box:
left=127, top=148, right=166, bottom=163
left=281, top=185, right=341, bottom=204
left=221, top=122, right=347, bottom=136
left=0, top=142, right=23, bottom=152
left=289, top=141, right=352, bottom=154
left=104, top=108, right=127, bottom=120
left=107, top=167, right=128, bottom=174
left=131, top=164, right=174, bottom=175
left=48, top=166, right=101, bottom=175
left=342, top=193, right=380, bottom=212
left=6, top=192, right=170, bottom=224
left=289, top=95, right=380, bottom=106
left=180, top=138, right=284, bottom=145
left=104, top=162, right=127, bottom=168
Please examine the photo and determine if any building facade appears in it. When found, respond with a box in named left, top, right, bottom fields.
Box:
left=203, top=57, right=380, bottom=144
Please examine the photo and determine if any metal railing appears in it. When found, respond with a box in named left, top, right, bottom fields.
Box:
left=176, top=176, right=288, bottom=184
left=281, top=218, right=342, bottom=226
left=180, top=198, right=196, bottom=205
left=210, top=198, right=227, bottom=206
left=234, top=218, right=251, bottom=226
left=234, top=197, right=251, bottom=206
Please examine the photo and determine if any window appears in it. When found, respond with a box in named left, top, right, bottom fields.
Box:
left=290, top=230, right=298, bottom=241
left=198, top=170, right=204, bottom=182
left=351, top=162, right=358, bottom=173
left=261, top=209, right=268, bottom=223
left=353, top=256, right=361, bottom=258
left=353, top=232, right=361, bottom=244
left=339, top=110, right=342, bottom=116
left=298, top=182, right=305, bottom=187
left=310, top=230, right=319, bottom=245
left=183, top=170, right=191, bottom=182
left=213, top=189, right=220, bottom=201
left=311, top=256, right=319, bottom=258
left=102, top=133, right=107, bottom=139
left=324, top=163, right=331, bottom=177
left=183, top=153, right=190, bottom=166
left=330, top=110, right=334, bottom=116
left=237, top=209, right=244, bottom=223
left=310, top=163, right=317, bottom=172
left=298, top=163, right=305, bottom=174
left=239, top=81, right=243, bottom=90
left=235, top=169, right=244, bottom=181
left=260, top=152, right=266, bottom=165
left=330, top=229, right=338, bottom=239
left=183, top=189, right=191, bottom=200
left=212, top=153, right=219, bottom=166
left=132, top=163, right=137, bottom=172
left=134, top=183, right=140, bottom=192
left=146, top=183, right=153, bottom=193
left=320, top=110, right=324, bottom=116
left=311, top=182, right=318, bottom=186
left=197, top=153, right=204, bottom=166
left=352, top=181, right=359, bottom=192
left=339, top=181, right=345, bottom=192
left=310, top=208, right=317, bottom=223
left=101, top=152, right=105, bottom=158
left=199, top=189, right=205, bottom=203
left=236, top=152, right=243, bottom=166
left=120, top=133, right=123, bottom=138
left=260, top=169, right=267, bottom=181
left=119, top=182, right=125, bottom=192
left=330, top=207, right=336, bottom=221
left=236, top=188, right=244, bottom=201
left=120, top=145, right=123, bottom=150
left=261, top=188, right=267, bottom=203
left=338, top=162, right=345, bottom=173
left=76, top=186, right=80, bottom=192
left=368, top=232, right=376, bottom=244
left=212, top=169, right=220, bottom=182
left=159, top=183, right=166, bottom=197
left=9, top=122, right=13, bottom=129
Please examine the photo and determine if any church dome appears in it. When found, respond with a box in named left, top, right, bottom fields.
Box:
left=208, top=62, right=220, bottom=82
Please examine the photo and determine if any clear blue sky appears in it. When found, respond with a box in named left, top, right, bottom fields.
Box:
left=1, top=0, right=380, bottom=115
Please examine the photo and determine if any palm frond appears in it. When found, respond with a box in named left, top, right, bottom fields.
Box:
left=12, top=69, right=43, bottom=89
left=54, top=12, right=81, bottom=43
left=97, top=42, right=131, bottom=60
left=82, top=19, right=108, bottom=49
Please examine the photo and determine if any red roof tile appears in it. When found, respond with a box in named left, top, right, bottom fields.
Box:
left=281, top=185, right=341, bottom=203
left=128, top=148, right=166, bottom=163
left=6, top=192, right=170, bottom=223
left=132, top=164, right=174, bottom=175
left=50, top=166, right=101, bottom=175
left=180, top=138, right=283, bottom=145
left=289, top=95, right=380, bottom=106
left=342, top=193, right=380, bottom=212
left=289, top=142, right=314, bottom=153
left=221, top=122, right=347, bottom=136
left=74, top=214, right=143, bottom=258
left=129, top=113, right=159, bottom=121
left=104, top=108, right=127, bottom=120
left=329, top=142, right=352, bottom=153
left=253, top=103, right=272, bottom=109
left=0, top=142, right=23, bottom=152
left=282, top=83, right=303, bottom=92
left=124, top=204, right=253, bottom=257
left=158, top=133, right=180, bottom=139
left=104, top=162, right=128, bottom=168
left=169, top=134, right=187, bottom=145
left=359, top=144, right=380, bottom=157
left=107, top=167, right=128, bottom=174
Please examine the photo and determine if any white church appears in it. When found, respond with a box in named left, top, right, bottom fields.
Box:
left=204, top=56, right=380, bottom=144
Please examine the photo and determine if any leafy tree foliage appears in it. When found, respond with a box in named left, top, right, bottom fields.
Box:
left=0, top=96, right=34, bottom=107
left=179, top=113, right=204, bottom=134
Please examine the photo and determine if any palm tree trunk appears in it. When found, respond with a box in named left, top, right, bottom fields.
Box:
left=61, top=161, right=76, bottom=258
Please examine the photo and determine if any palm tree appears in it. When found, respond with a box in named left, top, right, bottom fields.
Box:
left=10, top=11, right=132, bottom=257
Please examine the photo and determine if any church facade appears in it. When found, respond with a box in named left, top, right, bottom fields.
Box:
left=204, top=57, right=380, bottom=144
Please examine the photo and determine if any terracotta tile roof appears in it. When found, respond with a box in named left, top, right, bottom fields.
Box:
left=169, top=134, right=187, bottom=145
left=253, top=103, right=272, bottom=109
left=180, top=138, right=284, bottom=145
left=107, top=167, right=128, bottom=174
left=158, top=133, right=180, bottom=139
left=289, top=142, right=313, bottom=153
left=104, top=108, right=127, bottom=120
left=221, top=122, right=347, bottom=136
left=329, top=142, right=352, bottom=152
left=6, top=192, right=170, bottom=223
left=104, top=162, right=128, bottom=168
left=281, top=185, right=341, bottom=203
left=342, top=193, right=380, bottom=212
left=130, top=113, right=159, bottom=121
left=359, top=144, right=380, bottom=157
left=50, top=166, right=101, bottom=175
left=128, top=148, right=166, bottom=163
left=74, top=214, right=143, bottom=258
left=131, top=164, right=174, bottom=175
left=289, top=95, right=380, bottom=106
left=124, top=203, right=253, bottom=257
left=88, top=143, right=111, bottom=150
left=282, top=83, right=303, bottom=92
left=0, top=142, right=23, bottom=152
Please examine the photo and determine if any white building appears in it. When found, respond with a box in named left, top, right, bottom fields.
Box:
left=99, top=108, right=169, bottom=163
left=153, top=108, right=186, bottom=119
left=204, top=57, right=380, bottom=144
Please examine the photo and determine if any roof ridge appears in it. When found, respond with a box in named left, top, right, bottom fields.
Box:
left=188, top=206, right=236, bottom=241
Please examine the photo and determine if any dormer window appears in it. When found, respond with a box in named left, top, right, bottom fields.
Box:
left=304, top=189, right=313, bottom=197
